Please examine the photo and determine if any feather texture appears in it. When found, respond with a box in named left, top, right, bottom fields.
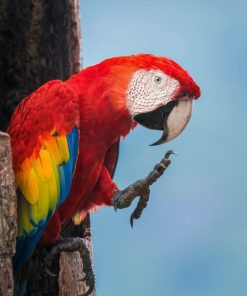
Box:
left=8, top=81, right=80, bottom=273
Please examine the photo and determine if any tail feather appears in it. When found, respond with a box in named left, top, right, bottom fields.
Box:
left=13, top=261, right=30, bottom=296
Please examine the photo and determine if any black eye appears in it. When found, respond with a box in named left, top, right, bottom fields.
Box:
left=181, top=92, right=188, bottom=97
left=154, top=75, right=162, bottom=84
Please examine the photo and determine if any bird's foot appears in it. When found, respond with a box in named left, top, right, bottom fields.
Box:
left=44, top=237, right=95, bottom=296
left=112, top=150, right=175, bottom=227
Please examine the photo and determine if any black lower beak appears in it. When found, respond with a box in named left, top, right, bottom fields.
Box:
left=133, top=100, right=177, bottom=146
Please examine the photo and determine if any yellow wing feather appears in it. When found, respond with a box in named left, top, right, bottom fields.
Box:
left=18, top=197, right=34, bottom=237
left=45, top=137, right=62, bottom=165
left=39, top=149, right=53, bottom=181
left=16, top=134, right=71, bottom=238
left=56, top=136, right=70, bottom=163
left=27, top=167, right=39, bottom=204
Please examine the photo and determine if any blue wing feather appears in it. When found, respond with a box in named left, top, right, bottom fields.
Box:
left=13, top=128, right=79, bottom=274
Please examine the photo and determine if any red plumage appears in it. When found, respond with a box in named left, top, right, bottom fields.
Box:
left=9, top=54, right=201, bottom=248
left=9, top=81, right=79, bottom=171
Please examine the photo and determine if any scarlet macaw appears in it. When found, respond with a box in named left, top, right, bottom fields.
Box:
left=8, top=54, right=200, bottom=292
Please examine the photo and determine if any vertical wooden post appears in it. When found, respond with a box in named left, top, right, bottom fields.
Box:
left=0, top=133, right=17, bottom=296
left=0, top=0, right=96, bottom=294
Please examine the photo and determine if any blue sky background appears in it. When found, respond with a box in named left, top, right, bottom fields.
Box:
left=80, top=1, right=247, bottom=295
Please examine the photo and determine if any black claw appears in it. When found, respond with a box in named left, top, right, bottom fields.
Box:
left=83, top=273, right=95, bottom=296
left=82, top=274, right=95, bottom=296
left=44, top=266, right=57, bottom=277
left=84, top=284, right=95, bottom=296
left=130, top=212, right=135, bottom=228
left=164, top=150, right=177, bottom=159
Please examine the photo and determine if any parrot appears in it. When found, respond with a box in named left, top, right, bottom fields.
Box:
left=8, top=54, right=200, bottom=294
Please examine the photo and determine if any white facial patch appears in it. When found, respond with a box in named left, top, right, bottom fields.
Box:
left=126, top=70, right=180, bottom=116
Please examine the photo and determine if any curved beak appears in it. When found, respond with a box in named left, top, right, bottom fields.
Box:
left=133, top=99, right=193, bottom=145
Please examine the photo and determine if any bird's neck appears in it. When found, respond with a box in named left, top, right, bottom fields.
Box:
left=66, top=69, right=135, bottom=148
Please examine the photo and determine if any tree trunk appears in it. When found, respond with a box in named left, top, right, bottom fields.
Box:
left=0, top=0, right=81, bottom=131
left=0, top=0, right=95, bottom=295
left=0, top=133, right=17, bottom=296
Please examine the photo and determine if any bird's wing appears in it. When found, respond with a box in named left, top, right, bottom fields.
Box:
left=8, top=80, right=80, bottom=271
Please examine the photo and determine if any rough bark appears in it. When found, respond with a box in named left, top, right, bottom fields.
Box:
left=0, top=0, right=81, bottom=131
left=59, top=217, right=96, bottom=296
left=0, top=132, right=17, bottom=296
left=0, top=0, right=95, bottom=295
